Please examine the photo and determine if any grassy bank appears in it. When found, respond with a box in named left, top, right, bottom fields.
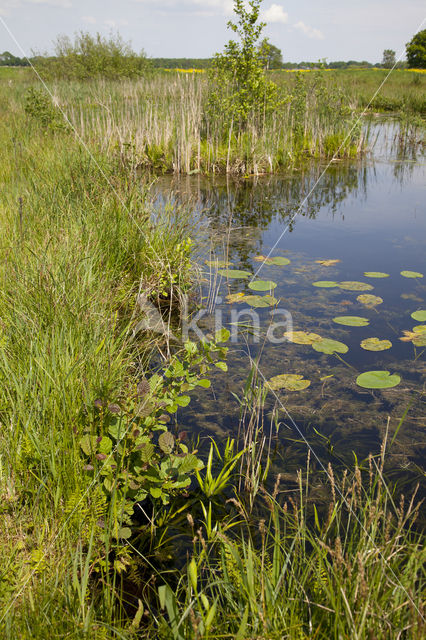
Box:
left=0, top=75, right=204, bottom=637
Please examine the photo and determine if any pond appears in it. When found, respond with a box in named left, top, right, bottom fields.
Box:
left=152, top=122, right=425, bottom=495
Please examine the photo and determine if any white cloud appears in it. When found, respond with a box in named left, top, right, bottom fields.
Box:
left=132, top=0, right=234, bottom=14
left=294, top=20, right=324, bottom=40
left=104, top=18, right=129, bottom=28
left=25, top=0, right=72, bottom=6
left=263, top=4, right=288, bottom=24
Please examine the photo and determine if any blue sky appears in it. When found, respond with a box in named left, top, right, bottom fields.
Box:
left=0, top=1, right=425, bottom=62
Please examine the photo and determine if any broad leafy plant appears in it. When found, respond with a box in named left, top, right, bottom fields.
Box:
left=79, top=331, right=230, bottom=538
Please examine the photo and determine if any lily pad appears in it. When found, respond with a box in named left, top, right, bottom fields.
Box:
left=226, top=292, right=245, bottom=304
left=243, top=294, right=278, bottom=308
left=254, top=255, right=290, bottom=266
left=413, top=325, right=426, bottom=333
left=205, top=259, right=231, bottom=268
left=400, top=328, right=426, bottom=347
left=333, top=316, right=370, bottom=327
left=312, top=281, right=339, bottom=288
left=400, top=271, right=424, bottom=279
left=356, top=370, right=400, bottom=389
left=315, top=259, right=340, bottom=266
left=364, top=272, right=389, bottom=278
left=360, top=338, right=392, bottom=351
left=284, top=330, right=322, bottom=344
left=357, top=294, right=383, bottom=307
left=218, top=269, right=251, bottom=279
left=248, top=280, right=277, bottom=292
left=411, top=310, right=426, bottom=322
left=312, top=338, right=349, bottom=354
left=268, top=374, right=311, bottom=391
left=339, top=281, right=374, bottom=291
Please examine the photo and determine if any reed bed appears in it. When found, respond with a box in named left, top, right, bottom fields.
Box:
left=48, top=71, right=366, bottom=175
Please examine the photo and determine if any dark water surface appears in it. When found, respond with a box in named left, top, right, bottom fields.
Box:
left=153, top=124, right=425, bottom=490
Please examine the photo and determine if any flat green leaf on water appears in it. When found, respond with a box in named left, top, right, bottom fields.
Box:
left=357, top=294, right=383, bottom=307
left=356, top=370, right=401, bottom=389
left=218, top=269, right=251, bottom=279
left=243, top=294, right=278, bottom=308
left=411, top=310, right=426, bottom=322
left=339, top=281, right=374, bottom=291
left=401, top=271, right=424, bottom=279
left=312, top=281, right=339, bottom=288
left=226, top=292, right=245, bottom=304
left=205, top=259, right=231, bottom=268
left=333, top=316, right=370, bottom=327
left=248, top=279, right=277, bottom=292
left=268, top=374, right=311, bottom=391
left=364, top=272, right=389, bottom=278
left=312, top=338, right=349, bottom=354
left=254, top=255, right=290, bottom=266
left=360, top=338, right=392, bottom=351
left=284, top=330, right=322, bottom=344
left=413, top=325, right=426, bottom=333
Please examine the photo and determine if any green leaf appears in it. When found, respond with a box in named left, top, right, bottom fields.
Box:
left=98, top=436, right=112, bottom=455
left=268, top=374, right=311, bottom=391
left=312, top=338, right=349, bottom=354
left=364, top=272, right=389, bottom=278
left=150, top=486, right=162, bottom=499
left=265, top=256, right=290, bottom=266
left=356, top=370, right=401, bottom=389
left=284, top=330, right=322, bottom=344
left=158, top=431, right=175, bottom=454
left=117, top=527, right=132, bottom=540
left=139, top=442, right=155, bottom=463
left=357, top=294, right=383, bottom=307
left=214, top=327, right=231, bottom=343
left=360, top=338, right=392, bottom=351
left=218, top=268, right=251, bottom=279
left=175, top=395, right=191, bottom=407
left=197, top=378, right=211, bottom=388
left=243, top=294, right=277, bottom=307
left=333, top=316, right=369, bottom=327
left=411, top=310, right=426, bottom=322
left=179, top=453, right=202, bottom=473
left=205, top=259, right=231, bottom=268
left=312, top=281, right=339, bottom=288
left=401, top=270, right=423, bottom=278
left=338, top=281, right=374, bottom=291
left=215, top=361, right=228, bottom=372
left=248, top=279, right=277, bottom=291
left=79, top=435, right=98, bottom=456
left=254, top=255, right=290, bottom=266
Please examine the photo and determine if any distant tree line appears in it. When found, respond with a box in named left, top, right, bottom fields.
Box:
left=0, top=51, right=30, bottom=66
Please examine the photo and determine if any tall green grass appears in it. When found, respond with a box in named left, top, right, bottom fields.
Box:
left=0, top=79, right=197, bottom=637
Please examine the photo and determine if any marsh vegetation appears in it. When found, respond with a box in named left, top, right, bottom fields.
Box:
left=0, top=2, right=425, bottom=638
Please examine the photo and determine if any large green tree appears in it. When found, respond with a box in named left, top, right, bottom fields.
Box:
left=381, top=49, right=395, bottom=68
left=258, top=38, right=283, bottom=69
left=406, top=29, right=426, bottom=68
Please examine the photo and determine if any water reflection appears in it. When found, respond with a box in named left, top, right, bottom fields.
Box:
left=151, top=123, right=426, bottom=495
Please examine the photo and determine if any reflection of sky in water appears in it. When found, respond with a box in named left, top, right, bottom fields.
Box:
left=153, top=131, right=426, bottom=491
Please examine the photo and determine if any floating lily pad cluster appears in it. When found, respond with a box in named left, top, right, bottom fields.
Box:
left=312, top=280, right=373, bottom=291
left=209, top=254, right=425, bottom=392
